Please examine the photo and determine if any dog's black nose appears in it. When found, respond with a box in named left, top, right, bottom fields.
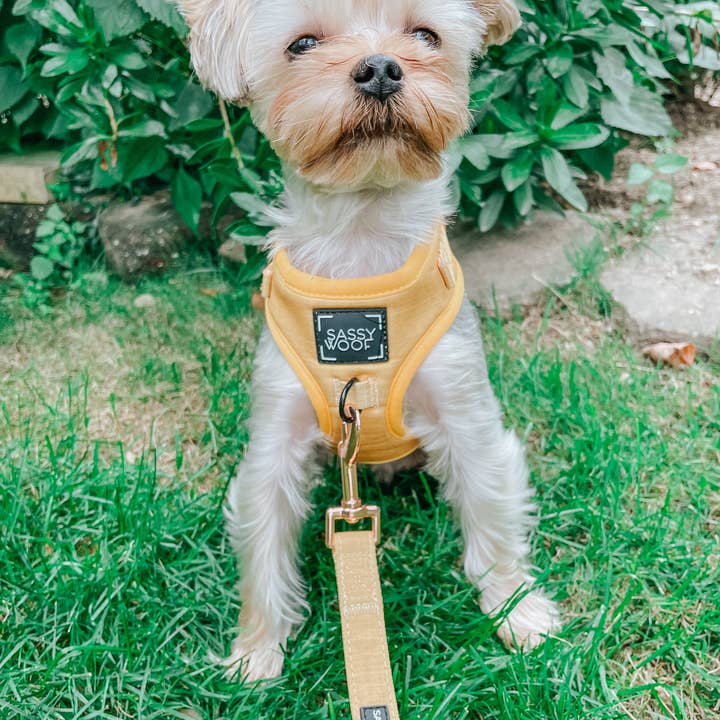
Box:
left=352, top=54, right=403, bottom=101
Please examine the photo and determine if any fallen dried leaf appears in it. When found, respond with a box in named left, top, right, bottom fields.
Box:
left=199, top=287, right=221, bottom=298
left=642, top=341, right=696, bottom=368
left=692, top=161, right=719, bottom=171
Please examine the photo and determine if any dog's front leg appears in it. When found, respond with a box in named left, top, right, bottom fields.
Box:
left=408, top=302, right=560, bottom=650
left=222, top=330, right=322, bottom=681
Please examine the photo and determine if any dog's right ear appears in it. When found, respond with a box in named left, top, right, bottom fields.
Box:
left=475, top=0, right=521, bottom=47
left=178, top=0, right=253, bottom=104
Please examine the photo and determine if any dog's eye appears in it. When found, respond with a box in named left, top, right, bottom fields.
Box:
left=287, top=35, right=319, bottom=55
left=412, top=28, right=440, bottom=47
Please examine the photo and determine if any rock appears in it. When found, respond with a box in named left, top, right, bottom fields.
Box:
left=451, top=211, right=598, bottom=309
left=601, top=214, right=720, bottom=353
left=99, top=192, right=191, bottom=281
left=218, top=239, right=247, bottom=264
left=601, top=125, right=720, bottom=355
left=0, top=203, right=49, bottom=270
left=0, top=151, right=61, bottom=204
left=133, top=293, right=157, bottom=309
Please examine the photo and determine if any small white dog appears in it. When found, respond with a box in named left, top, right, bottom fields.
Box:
left=180, top=0, right=560, bottom=681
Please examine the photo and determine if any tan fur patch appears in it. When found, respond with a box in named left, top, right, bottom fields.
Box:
left=474, top=0, right=521, bottom=46
left=266, top=34, right=468, bottom=186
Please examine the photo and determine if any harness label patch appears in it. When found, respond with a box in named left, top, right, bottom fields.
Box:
left=361, top=708, right=390, bottom=720
left=313, top=308, right=388, bottom=364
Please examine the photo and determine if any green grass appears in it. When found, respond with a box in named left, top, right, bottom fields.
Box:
left=1, top=268, right=718, bottom=719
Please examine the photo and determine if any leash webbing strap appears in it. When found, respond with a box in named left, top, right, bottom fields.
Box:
left=331, top=530, right=400, bottom=720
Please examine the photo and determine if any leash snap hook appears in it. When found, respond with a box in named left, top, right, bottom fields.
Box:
left=325, top=382, right=381, bottom=548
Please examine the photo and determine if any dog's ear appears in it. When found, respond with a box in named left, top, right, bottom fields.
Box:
left=475, top=0, right=521, bottom=46
left=178, top=0, right=253, bottom=103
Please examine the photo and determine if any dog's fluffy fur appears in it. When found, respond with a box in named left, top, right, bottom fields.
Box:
left=180, top=0, right=560, bottom=681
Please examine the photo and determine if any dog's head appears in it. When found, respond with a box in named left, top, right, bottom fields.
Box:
left=181, top=0, right=520, bottom=188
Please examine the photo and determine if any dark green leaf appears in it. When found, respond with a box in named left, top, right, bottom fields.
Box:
left=540, top=146, right=588, bottom=211
left=573, top=24, right=633, bottom=45
left=627, top=163, right=653, bottom=185
left=576, top=0, right=604, bottom=19
left=225, top=220, right=266, bottom=237
left=478, top=190, right=505, bottom=232
left=503, top=44, right=541, bottom=65
left=574, top=65, right=602, bottom=92
left=547, top=123, right=610, bottom=150
left=112, top=49, right=146, bottom=70
left=577, top=147, right=615, bottom=181
left=549, top=100, right=587, bottom=130
left=9, top=94, right=38, bottom=125
left=513, top=180, right=534, bottom=217
left=30, top=255, right=55, bottom=280
left=5, top=23, right=41, bottom=73
left=123, top=75, right=156, bottom=102
left=0, top=65, right=28, bottom=113
left=41, top=50, right=90, bottom=77
left=61, top=138, right=99, bottom=167
left=646, top=179, right=673, bottom=204
left=171, top=165, right=202, bottom=234
left=460, top=136, right=491, bottom=171
left=443, top=142, right=464, bottom=176
left=600, top=87, right=673, bottom=136
left=469, top=70, right=498, bottom=99
left=459, top=178, right=482, bottom=205
left=11, top=0, right=39, bottom=15
left=47, top=0, right=83, bottom=28
left=595, top=48, right=633, bottom=98
left=627, top=41, right=672, bottom=79
left=478, top=130, right=538, bottom=159
left=654, top=154, right=688, bottom=174
left=135, top=0, right=187, bottom=34
left=525, top=60, right=546, bottom=96
left=118, top=119, right=167, bottom=139
left=545, top=45, right=573, bottom=79
left=501, top=150, right=535, bottom=191
left=86, top=0, right=147, bottom=40
left=562, top=66, right=589, bottom=108
left=118, top=138, right=168, bottom=182
left=230, top=192, right=272, bottom=224
left=168, top=80, right=213, bottom=131
left=491, top=99, right=528, bottom=132
left=492, top=68, right=522, bottom=98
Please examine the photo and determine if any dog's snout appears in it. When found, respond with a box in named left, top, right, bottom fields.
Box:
left=352, top=54, right=403, bottom=101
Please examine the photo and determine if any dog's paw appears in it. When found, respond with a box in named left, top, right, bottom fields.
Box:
left=481, top=584, right=560, bottom=651
left=213, top=638, right=285, bottom=682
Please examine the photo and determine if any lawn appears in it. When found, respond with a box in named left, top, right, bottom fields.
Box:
left=0, top=263, right=718, bottom=720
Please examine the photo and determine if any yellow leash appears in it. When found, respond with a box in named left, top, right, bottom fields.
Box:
left=326, top=404, right=400, bottom=720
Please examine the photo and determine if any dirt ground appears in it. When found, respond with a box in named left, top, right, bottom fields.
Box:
left=586, top=97, right=720, bottom=218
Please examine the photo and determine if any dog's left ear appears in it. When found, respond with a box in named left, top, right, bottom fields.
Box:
left=475, top=0, right=521, bottom=46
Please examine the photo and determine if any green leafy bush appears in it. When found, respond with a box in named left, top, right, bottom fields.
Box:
left=13, top=203, right=92, bottom=307
left=0, top=0, right=280, bottom=251
left=0, top=0, right=718, bottom=245
left=454, top=0, right=719, bottom=229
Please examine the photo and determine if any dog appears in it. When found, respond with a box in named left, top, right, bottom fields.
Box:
left=179, top=0, right=560, bottom=681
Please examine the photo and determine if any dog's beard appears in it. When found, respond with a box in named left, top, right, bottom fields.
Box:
left=294, top=97, right=458, bottom=187
left=264, top=35, right=469, bottom=187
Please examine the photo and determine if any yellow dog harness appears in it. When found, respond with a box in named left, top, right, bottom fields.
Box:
left=262, top=224, right=464, bottom=465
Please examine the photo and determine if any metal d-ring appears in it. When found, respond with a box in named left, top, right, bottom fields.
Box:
left=339, top=377, right=359, bottom=423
